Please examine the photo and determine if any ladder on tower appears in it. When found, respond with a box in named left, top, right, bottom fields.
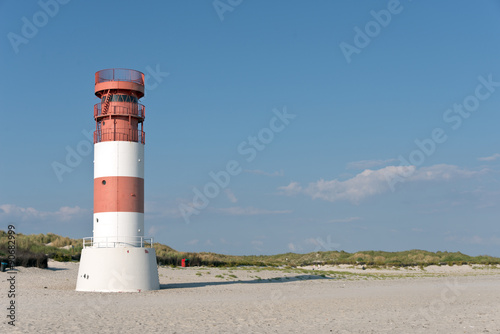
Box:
left=102, top=90, right=112, bottom=115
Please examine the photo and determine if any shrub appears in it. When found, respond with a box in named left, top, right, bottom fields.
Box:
left=0, top=248, right=48, bottom=269
left=52, top=254, right=72, bottom=262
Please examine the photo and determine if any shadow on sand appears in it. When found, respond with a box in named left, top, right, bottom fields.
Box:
left=45, top=267, right=69, bottom=271
left=161, top=274, right=334, bottom=290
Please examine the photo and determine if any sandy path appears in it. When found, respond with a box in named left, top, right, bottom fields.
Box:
left=1, top=261, right=499, bottom=333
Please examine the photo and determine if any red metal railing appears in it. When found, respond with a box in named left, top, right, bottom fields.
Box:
left=94, top=129, right=145, bottom=144
left=94, top=103, right=145, bottom=119
left=95, top=69, right=144, bottom=85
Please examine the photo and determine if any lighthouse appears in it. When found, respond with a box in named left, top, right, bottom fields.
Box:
left=76, top=68, right=160, bottom=292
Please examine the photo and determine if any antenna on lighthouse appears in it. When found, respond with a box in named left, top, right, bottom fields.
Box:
left=76, top=68, right=160, bottom=292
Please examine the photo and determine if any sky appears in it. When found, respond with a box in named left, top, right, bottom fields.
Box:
left=1, top=0, right=500, bottom=256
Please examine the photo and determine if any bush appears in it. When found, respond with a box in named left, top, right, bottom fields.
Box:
left=52, top=254, right=72, bottom=262
left=0, top=248, right=48, bottom=269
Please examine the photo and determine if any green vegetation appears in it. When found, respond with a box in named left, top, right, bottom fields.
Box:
left=0, top=231, right=82, bottom=257
left=1, top=231, right=500, bottom=269
left=158, top=249, right=500, bottom=268
left=0, top=231, right=83, bottom=268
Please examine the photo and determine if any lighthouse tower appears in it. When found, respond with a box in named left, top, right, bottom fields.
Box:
left=76, top=68, right=160, bottom=292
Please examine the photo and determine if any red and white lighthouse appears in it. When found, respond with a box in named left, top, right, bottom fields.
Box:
left=76, top=68, right=160, bottom=292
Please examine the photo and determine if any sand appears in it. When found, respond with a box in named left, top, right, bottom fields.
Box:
left=1, top=261, right=500, bottom=333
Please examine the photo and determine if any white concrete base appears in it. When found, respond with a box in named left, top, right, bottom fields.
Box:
left=76, top=247, right=160, bottom=292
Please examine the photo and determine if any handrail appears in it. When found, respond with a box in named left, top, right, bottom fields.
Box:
left=94, top=103, right=145, bottom=119
left=95, top=69, right=145, bottom=85
left=83, top=236, right=154, bottom=249
left=94, top=128, right=145, bottom=144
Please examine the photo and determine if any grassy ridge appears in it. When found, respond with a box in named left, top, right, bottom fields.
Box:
left=0, top=231, right=82, bottom=263
left=1, top=231, right=500, bottom=268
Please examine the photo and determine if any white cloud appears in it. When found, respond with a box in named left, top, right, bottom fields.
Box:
left=287, top=243, right=296, bottom=252
left=186, top=239, right=199, bottom=245
left=409, top=164, right=480, bottom=181
left=244, top=169, right=284, bottom=177
left=277, top=181, right=302, bottom=196
left=210, top=206, right=292, bottom=216
left=304, top=166, right=411, bottom=203
left=328, top=216, right=361, bottom=223
left=224, top=189, right=238, bottom=203
left=278, top=164, right=483, bottom=204
left=478, top=153, right=500, bottom=162
left=346, top=158, right=398, bottom=170
left=0, top=204, right=88, bottom=222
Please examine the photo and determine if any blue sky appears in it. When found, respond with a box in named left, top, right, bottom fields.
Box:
left=1, top=0, right=500, bottom=256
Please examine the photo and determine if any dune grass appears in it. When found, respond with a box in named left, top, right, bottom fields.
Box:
left=1, top=231, right=500, bottom=268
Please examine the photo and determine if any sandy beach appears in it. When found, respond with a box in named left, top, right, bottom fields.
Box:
left=2, top=261, right=500, bottom=333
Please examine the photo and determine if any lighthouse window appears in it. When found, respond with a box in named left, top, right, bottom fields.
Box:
left=101, top=95, right=138, bottom=104
left=102, top=180, right=106, bottom=185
